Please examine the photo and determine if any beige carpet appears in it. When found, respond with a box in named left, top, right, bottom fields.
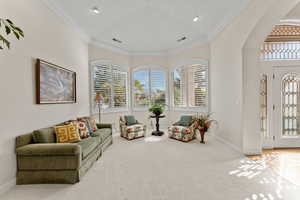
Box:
left=1, top=133, right=300, bottom=200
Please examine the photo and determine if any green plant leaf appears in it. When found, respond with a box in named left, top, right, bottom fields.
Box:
left=6, top=19, right=13, bottom=25
left=13, top=31, right=20, bottom=40
left=5, top=26, right=11, bottom=35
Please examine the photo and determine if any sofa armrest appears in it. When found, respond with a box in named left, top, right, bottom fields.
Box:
left=97, top=123, right=112, bottom=129
left=16, top=144, right=81, bottom=156
left=16, top=133, right=34, bottom=149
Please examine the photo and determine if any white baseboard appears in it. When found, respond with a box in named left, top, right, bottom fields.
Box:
left=0, top=179, right=15, bottom=196
left=213, top=134, right=243, bottom=154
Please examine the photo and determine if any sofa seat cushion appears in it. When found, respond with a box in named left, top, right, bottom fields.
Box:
left=16, top=144, right=80, bottom=156
left=93, top=128, right=112, bottom=141
left=77, top=137, right=100, bottom=160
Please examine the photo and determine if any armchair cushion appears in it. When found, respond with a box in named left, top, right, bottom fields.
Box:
left=175, top=115, right=194, bottom=127
left=124, top=115, right=138, bottom=126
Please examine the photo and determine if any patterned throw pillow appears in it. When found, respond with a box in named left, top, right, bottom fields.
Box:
left=77, top=120, right=90, bottom=139
left=77, top=116, right=97, bottom=134
left=89, top=116, right=98, bottom=132
left=54, top=124, right=81, bottom=143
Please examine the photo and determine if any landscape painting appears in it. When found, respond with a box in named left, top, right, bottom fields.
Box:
left=36, top=59, right=76, bottom=104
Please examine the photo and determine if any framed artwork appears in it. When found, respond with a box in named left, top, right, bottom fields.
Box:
left=36, top=59, right=76, bottom=104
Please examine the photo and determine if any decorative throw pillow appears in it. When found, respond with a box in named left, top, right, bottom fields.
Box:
left=88, top=116, right=98, bottom=132
left=65, top=120, right=89, bottom=139
left=124, top=115, right=138, bottom=126
left=54, top=124, right=81, bottom=143
left=77, top=120, right=90, bottom=139
left=77, top=117, right=93, bottom=135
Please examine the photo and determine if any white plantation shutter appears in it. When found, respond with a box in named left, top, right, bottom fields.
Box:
left=92, top=63, right=128, bottom=111
left=150, top=70, right=166, bottom=104
left=173, top=64, right=208, bottom=109
left=112, top=65, right=127, bottom=107
left=188, top=65, right=208, bottom=107
left=173, top=68, right=185, bottom=106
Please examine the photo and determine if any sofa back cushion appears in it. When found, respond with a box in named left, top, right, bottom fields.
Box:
left=33, top=127, right=56, bottom=143
left=124, top=115, right=138, bottom=126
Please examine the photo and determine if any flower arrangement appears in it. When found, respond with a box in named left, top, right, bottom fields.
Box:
left=194, top=113, right=217, bottom=143
left=194, top=113, right=215, bottom=131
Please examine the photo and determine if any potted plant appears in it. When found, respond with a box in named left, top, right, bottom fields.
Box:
left=194, top=113, right=217, bottom=143
left=149, top=104, right=166, bottom=116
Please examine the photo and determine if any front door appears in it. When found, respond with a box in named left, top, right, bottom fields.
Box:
left=273, top=66, right=300, bottom=148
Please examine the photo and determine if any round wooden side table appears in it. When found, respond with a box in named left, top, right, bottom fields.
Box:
left=150, top=115, right=165, bottom=136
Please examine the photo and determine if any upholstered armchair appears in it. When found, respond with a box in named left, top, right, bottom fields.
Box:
left=168, top=115, right=198, bottom=142
left=119, top=115, right=146, bottom=140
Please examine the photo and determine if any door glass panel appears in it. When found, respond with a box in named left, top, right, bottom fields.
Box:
left=282, top=74, right=300, bottom=137
left=260, top=75, right=268, bottom=138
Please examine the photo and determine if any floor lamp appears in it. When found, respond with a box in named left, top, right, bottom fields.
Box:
left=95, top=92, right=103, bottom=123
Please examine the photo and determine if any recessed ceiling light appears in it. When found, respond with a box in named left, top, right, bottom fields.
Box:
left=193, top=16, right=200, bottom=22
left=91, top=7, right=100, bottom=14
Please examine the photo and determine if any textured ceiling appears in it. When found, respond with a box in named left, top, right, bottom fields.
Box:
left=46, top=0, right=250, bottom=53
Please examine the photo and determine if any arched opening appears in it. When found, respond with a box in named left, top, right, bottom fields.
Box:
left=243, top=0, right=300, bottom=187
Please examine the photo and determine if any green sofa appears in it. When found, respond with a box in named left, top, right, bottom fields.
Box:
left=15, top=123, right=113, bottom=184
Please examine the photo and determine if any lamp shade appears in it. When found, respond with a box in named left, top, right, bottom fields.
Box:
left=95, top=92, right=103, bottom=102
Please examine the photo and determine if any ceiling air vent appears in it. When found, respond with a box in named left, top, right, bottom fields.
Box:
left=177, top=37, right=187, bottom=42
left=112, top=38, right=122, bottom=43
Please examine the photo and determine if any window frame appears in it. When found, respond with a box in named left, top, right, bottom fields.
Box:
left=131, top=66, right=169, bottom=111
left=90, top=60, right=130, bottom=114
left=170, top=59, right=210, bottom=112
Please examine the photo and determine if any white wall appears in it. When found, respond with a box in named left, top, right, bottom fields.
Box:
left=210, top=0, right=276, bottom=152
left=0, top=0, right=89, bottom=187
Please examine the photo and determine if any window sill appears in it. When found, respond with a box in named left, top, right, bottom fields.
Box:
left=172, top=107, right=209, bottom=112
left=93, top=107, right=130, bottom=114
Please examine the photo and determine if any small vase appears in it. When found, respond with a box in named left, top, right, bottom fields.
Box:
left=199, top=129, right=206, bottom=144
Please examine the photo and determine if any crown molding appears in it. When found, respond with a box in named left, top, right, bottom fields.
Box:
left=41, top=0, right=91, bottom=43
